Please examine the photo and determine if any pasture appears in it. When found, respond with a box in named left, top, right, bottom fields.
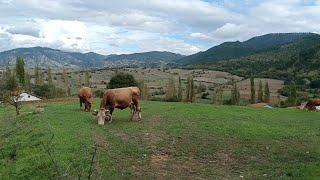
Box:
left=0, top=100, right=319, bottom=179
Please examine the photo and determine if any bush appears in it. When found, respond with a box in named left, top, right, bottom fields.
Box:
left=310, top=80, right=320, bottom=89
left=33, top=84, right=66, bottom=99
left=153, top=89, right=165, bottom=96
left=196, top=83, right=207, bottom=93
left=201, top=92, right=210, bottom=99
left=108, top=72, right=137, bottom=89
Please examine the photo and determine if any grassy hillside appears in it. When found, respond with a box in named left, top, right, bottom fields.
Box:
left=1, top=100, right=320, bottom=179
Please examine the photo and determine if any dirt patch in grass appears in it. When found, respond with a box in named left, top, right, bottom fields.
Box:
left=150, top=151, right=170, bottom=178
left=92, top=132, right=109, bottom=148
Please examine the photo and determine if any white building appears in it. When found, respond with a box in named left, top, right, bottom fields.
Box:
left=16, top=92, right=42, bottom=102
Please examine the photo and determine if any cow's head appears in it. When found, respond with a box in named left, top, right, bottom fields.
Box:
left=95, top=108, right=110, bottom=125
left=299, top=102, right=307, bottom=110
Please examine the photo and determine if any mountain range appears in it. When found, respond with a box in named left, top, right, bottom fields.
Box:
left=0, top=32, right=319, bottom=84
left=186, top=33, right=320, bottom=83
left=176, top=33, right=315, bottom=65
left=0, top=47, right=184, bottom=68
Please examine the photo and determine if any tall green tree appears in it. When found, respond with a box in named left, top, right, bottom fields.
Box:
left=250, top=77, right=255, bottom=104
left=142, top=82, right=149, bottom=100
left=25, top=72, right=32, bottom=92
left=258, top=80, right=264, bottom=103
left=85, top=71, right=91, bottom=87
left=34, top=65, right=42, bottom=85
left=62, top=68, right=68, bottom=83
left=212, top=85, right=223, bottom=105
left=47, top=66, right=53, bottom=85
left=287, top=82, right=297, bottom=106
left=190, top=77, right=194, bottom=103
left=177, top=76, right=183, bottom=102
left=165, top=76, right=176, bottom=101
left=231, top=80, right=240, bottom=105
left=264, top=82, right=270, bottom=103
left=185, top=75, right=194, bottom=103
left=78, top=74, right=82, bottom=88
left=16, top=57, right=25, bottom=85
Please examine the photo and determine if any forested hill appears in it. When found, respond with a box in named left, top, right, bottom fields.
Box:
left=191, top=33, right=320, bottom=86
left=177, top=33, right=315, bottom=65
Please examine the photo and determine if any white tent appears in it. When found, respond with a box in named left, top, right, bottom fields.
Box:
left=16, top=92, right=42, bottom=102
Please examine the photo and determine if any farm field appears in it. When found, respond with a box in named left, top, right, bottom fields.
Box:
left=47, top=67, right=284, bottom=104
left=0, top=100, right=319, bottom=179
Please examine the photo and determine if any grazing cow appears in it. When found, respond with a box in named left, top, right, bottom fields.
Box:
left=302, top=99, right=320, bottom=111
left=78, top=87, right=92, bottom=112
left=95, top=87, right=141, bottom=125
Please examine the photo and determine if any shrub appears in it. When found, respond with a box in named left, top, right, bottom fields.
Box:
left=310, top=80, right=320, bottom=89
left=201, top=92, right=210, bottom=99
left=108, top=72, right=137, bottom=89
left=33, top=84, right=66, bottom=99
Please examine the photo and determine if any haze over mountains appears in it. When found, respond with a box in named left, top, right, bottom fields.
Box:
left=0, top=33, right=319, bottom=73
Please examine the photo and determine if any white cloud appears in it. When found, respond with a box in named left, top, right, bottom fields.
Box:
left=0, top=0, right=320, bottom=54
left=39, top=20, right=89, bottom=51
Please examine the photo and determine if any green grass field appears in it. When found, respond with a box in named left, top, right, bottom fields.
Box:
left=1, top=100, right=320, bottom=179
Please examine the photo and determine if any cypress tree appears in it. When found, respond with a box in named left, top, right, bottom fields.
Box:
left=165, top=76, right=176, bottom=100
left=231, top=80, right=240, bottom=105
left=287, top=82, right=297, bottom=106
left=189, top=76, right=194, bottom=103
left=213, top=85, right=223, bottom=105
left=142, top=83, right=149, bottom=100
left=185, top=76, right=191, bottom=102
left=34, top=65, right=42, bottom=85
left=250, top=77, right=255, bottom=104
left=25, top=72, right=32, bottom=92
left=85, top=71, right=91, bottom=87
left=47, top=66, right=53, bottom=85
left=177, top=76, right=183, bottom=102
left=78, top=74, right=82, bottom=88
left=258, top=80, right=264, bottom=103
left=16, top=57, right=25, bottom=85
left=264, top=82, right=270, bottom=103
left=62, top=68, right=68, bottom=83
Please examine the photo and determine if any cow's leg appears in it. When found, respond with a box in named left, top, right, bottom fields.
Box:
left=84, top=101, right=88, bottom=111
left=85, top=101, right=90, bottom=111
left=108, top=108, right=114, bottom=123
left=88, top=102, right=92, bottom=112
left=130, top=103, right=136, bottom=121
left=137, top=107, right=142, bottom=120
left=79, top=98, right=83, bottom=109
left=133, top=100, right=141, bottom=120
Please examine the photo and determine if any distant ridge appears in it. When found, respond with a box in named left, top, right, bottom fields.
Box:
left=176, top=33, right=315, bottom=65
left=0, top=47, right=184, bottom=68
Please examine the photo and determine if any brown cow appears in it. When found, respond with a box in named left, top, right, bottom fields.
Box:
left=302, top=99, right=320, bottom=111
left=78, top=87, right=92, bottom=112
left=96, top=87, right=141, bottom=125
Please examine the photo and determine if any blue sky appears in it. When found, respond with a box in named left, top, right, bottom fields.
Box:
left=0, top=0, right=319, bottom=55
